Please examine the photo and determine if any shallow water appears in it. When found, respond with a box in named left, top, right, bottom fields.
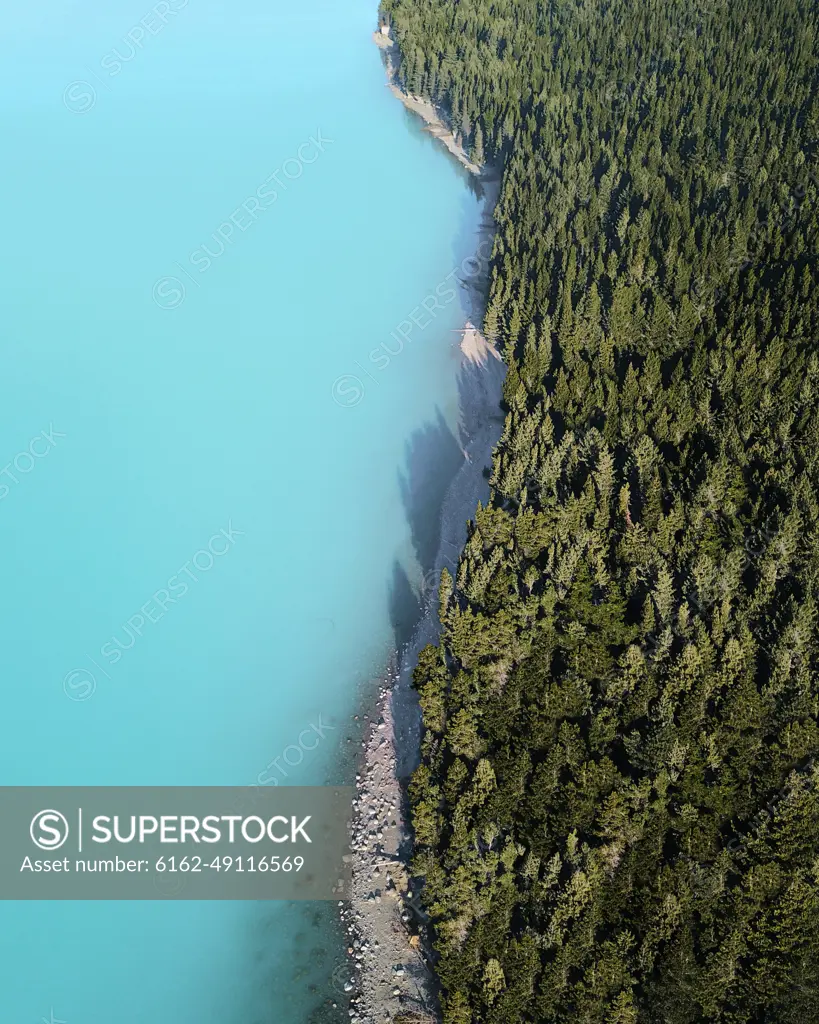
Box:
left=0, top=1, right=484, bottom=1021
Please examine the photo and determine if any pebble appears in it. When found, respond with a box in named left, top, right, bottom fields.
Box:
left=341, top=673, right=434, bottom=1022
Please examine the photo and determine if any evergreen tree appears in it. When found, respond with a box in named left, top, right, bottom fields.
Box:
left=380, top=0, right=819, bottom=1019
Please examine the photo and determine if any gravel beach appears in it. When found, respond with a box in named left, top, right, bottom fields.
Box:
left=337, top=38, right=507, bottom=1020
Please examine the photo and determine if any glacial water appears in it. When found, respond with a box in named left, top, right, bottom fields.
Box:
left=0, top=1, right=484, bottom=1021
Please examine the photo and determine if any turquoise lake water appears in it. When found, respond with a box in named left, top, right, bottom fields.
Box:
left=0, top=1, right=483, bottom=1021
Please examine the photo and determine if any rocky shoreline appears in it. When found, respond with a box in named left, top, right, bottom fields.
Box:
left=337, top=338, right=505, bottom=1021
left=337, top=676, right=437, bottom=1023
left=329, top=29, right=507, bottom=1024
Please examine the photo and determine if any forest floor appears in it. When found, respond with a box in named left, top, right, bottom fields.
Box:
left=338, top=37, right=507, bottom=1023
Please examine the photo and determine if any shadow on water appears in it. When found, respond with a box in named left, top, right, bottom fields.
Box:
left=449, top=165, right=502, bottom=324
left=387, top=352, right=507, bottom=782
left=388, top=559, right=422, bottom=654
left=389, top=351, right=506, bottom=654
left=398, top=407, right=465, bottom=576
left=388, top=405, right=467, bottom=651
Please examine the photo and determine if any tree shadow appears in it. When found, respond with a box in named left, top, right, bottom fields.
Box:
left=397, top=406, right=465, bottom=580
left=455, top=353, right=505, bottom=448
left=388, top=559, right=423, bottom=654
left=388, top=358, right=505, bottom=656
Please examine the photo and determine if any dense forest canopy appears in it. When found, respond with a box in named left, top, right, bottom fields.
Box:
left=379, top=0, right=819, bottom=1020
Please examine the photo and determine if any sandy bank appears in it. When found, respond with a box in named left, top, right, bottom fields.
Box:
left=373, top=32, right=483, bottom=177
